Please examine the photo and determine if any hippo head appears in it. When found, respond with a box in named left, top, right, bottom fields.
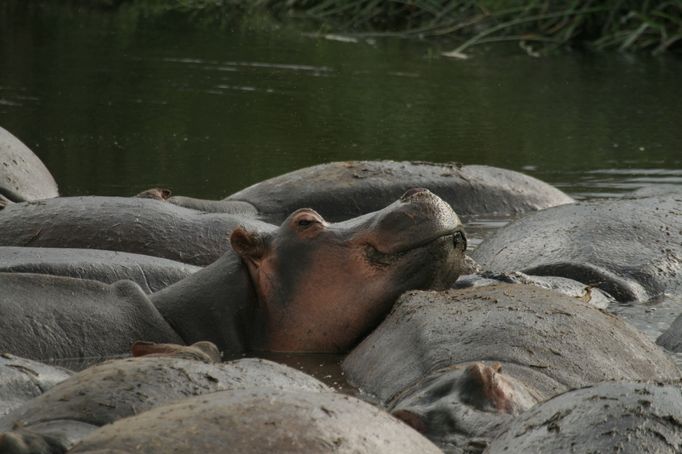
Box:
left=230, top=188, right=467, bottom=352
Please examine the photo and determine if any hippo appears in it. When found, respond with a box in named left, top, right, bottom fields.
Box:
left=343, top=285, right=681, bottom=452
left=0, top=341, right=330, bottom=452
left=66, top=388, right=440, bottom=454
left=471, top=195, right=682, bottom=303
left=0, top=197, right=271, bottom=266
left=0, top=355, right=71, bottom=418
left=0, top=189, right=468, bottom=360
left=162, top=160, right=574, bottom=223
left=487, top=382, right=682, bottom=453
left=0, top=247, right=200, bottom=293
left=0, top=127, right=58, bottom=203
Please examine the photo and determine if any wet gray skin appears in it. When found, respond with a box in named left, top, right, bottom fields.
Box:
left=0, top=190, right=467, bottom=359
left=657, top=314, right=682, bottom=352
left=68, top=388, right=441, bottom=454
left=0, top=247, right=200, bottom=293
left=0, top=355, right=71, bottom=418
left=487, top=382, right=682, bottom=454
left=0, top=346, right=329, bottom=453
left=453, top=271, right=613, bottom=309
left=165, top=160, right=574, bottom=223
left=0, top=196, right=272, bottom=266
left=471, top=195, right=682, bottom=303
left=0, top=127, right=58, bottom=203
left=343, top=285, right=681, bottom=453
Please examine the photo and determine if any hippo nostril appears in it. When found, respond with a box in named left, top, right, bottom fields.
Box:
left=401, top=188, right=429, bottom=201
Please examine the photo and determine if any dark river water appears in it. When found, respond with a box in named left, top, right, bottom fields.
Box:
left=1, top=3, right=682, bottom=377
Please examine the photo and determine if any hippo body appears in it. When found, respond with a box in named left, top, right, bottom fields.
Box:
left=0, top=190, right=467, bottom=360
left=343, top=285, right=680, bottom=452
left=0, top=127, right=58, bottom=203
left=0, top=354, right=71, bottom=417
left=0, top=247, right=200, bottom=293
left=168, top=160, right=574, bottom=223
left=471, top=195, right=682, bottom=303
left=68, top=388, right=440, bottom=454
left=0, top=355, right=329, bottom=451
left=487, top=382, right=682, bottom=453
left=0, top=196, right=274, bottom=266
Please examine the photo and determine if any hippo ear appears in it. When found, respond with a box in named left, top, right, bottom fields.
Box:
left=230, top=227, right=269, bottom=262
left=459, top=362, right=514, bottom=414
left=131, top=341, right=173, bottom=357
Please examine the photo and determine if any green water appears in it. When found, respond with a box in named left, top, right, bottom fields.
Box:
left=1, top=2, right=681, bottom=201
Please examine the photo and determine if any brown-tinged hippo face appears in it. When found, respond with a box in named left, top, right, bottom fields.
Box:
left=230, top=188, right=467, bottom=352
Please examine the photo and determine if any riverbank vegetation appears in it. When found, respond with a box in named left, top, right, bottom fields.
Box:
left=41, top=0, right=682, bottom=56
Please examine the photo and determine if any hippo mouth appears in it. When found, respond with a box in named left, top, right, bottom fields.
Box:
left=366, top=229, right=466, bottom=264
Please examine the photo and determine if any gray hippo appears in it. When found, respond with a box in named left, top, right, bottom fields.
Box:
left=0, top=189, right=468, bottom=360
left=162, top=160, right=574, bottom=223
left=67, top=388, right=440, bottom=454
left=471, top=195, right=682, bottom=303
left=0, top=247, right=200, bottom=293
left=343, top=285, right=681, bottom=452
left=486, top=382, right=682, bottom=453
left=0, top=355, right=71, bottom=418
left=0, top=341, right=330, bottom=453
left=0, top=127, right=58, bottom=203
left=0, top=197, right=271, bottom=266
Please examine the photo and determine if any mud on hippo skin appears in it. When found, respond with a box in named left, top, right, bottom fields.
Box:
left=164, top=160, right=574, bottom=223
left=343, top=285, right=681, bottom=452
left=68, top=388, right=440, bottom=454
left=487, top=382, right=682, bottom=453
left=471, top=195, right=682, bottom=303
left=0, top=189, right=467, bottom=360
left=0, top=342, right=329, bottom=453
left=0, top=355, right=71, bottom=418
left=0, top=197, right=274, bottom=266
left=0, top=127, right=58, bottom=203
left=0, top=247, right=200, bottom=293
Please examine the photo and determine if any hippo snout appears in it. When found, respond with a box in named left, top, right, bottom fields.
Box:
left=400, top=187, right=430, bottom=201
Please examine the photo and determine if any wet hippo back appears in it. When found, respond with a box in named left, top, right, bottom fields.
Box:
left=186, top=160, right=574, bottom=223
left=0, top=273, right=182, bottom=361
left=0, top=127, right=58, bottom=202
left=471, top=195, right=682, bottom=302
left=70, top=389, right=441, bottom=454
left=0, top=196, right=274, bottom=266
left=487, top=382, right=682, bottom=453
left=0, top=247, right=200, bottom=293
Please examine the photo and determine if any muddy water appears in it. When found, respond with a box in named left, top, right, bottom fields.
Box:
left=2, top=3, right=681, bottom=376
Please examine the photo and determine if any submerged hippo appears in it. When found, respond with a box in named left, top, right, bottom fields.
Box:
left=68, top=388, right=440, bottom=454
left=0, top=197, right=271, bottom=266
left=0, top=247, right=200, bottom=293
left=343, top=285, right=681, bottom=452
left=0, top=342, right=329, bottom=452
left=0, top=127, right=58, bottom=203
left=163, top=160, right=574, bottom=223
left=0, top=189, right=467, bottom=360
left=487, top=382, right=682, bottom=453
left=471, top=195, right=682, bottom=303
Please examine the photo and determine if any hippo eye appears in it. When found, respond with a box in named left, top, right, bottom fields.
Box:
left=298, top=219, right=315, bottom=227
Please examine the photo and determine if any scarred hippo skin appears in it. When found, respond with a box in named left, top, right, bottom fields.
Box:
left=166, top=160, right=574, bottom=223
left=0, top=189, right=467, bottom=359
left=0, top=344, right=329, bottom=452
left=343, top=285, right=681, bottom=453
left=0, top=355, right=71, bottom=418
left=0, top=127, right=58, bottom=202
left=0, top=197, right=273, bottom=266
left=68, top=388, right=441, bottom=454
left=471, top=195, right=682, bottom=303
left=487, top=382, right=682, bottom=453
left=453, top=271, right=613, bottom=309
left=0, top=247, right=200, bottom=293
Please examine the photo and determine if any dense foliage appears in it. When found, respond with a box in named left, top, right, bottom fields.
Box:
left=26, top=0, right=682, bottom=55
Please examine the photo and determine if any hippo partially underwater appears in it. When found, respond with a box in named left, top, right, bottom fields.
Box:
left=0, top=188, right=468, bottom=360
